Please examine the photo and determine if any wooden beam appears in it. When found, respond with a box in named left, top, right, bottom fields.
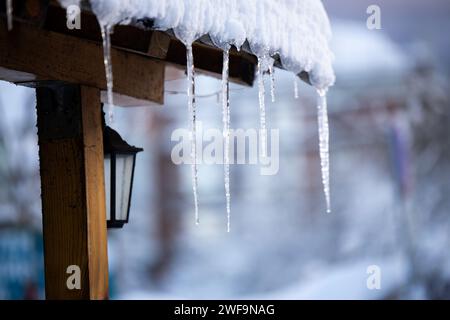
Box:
left=41, top=3, right=256, bottom=86
left=166, top=40, right=256, bottom=86
left=36, top=83, right=109, bottom=300
left=147, top=31, right=171, bottom=60
left=43, top=3, right=154, bottom=53
left=0, top=21, right=165, bottom=105
left=2, top=2, right=256, bottom=87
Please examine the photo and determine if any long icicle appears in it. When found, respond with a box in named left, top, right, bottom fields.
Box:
left=186, top=44, right=200, bottom=225
left=222, top=48, right=231, bottom=232
left=6, top=0, right=13, bottom=31
left=257, top=58, right=267, bottom=157
left=100, top=24, right=114, bottom=123
left=317, top=89, right=331, bottom=213
left=269, top=64, right=276, bottom=103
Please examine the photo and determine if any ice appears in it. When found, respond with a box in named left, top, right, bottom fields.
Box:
left=294, top=75, right=299, bottom=99
left=60, top=0, right=335, bottom=90
left=55, top=0, right=337, bottom=223
left=58, top=0, right=80, bottom=7
left=6, top=0, right=12, bottom=31
left=186, top=44, right=200, bottom=225
left=255, top=51, right=275, bottom=158
left=257, top=56, right=267, bottom=158
left=100, top=24, right=114, bottom=123
left=269, top=64, right=276, bottom=103
left=173, top=27, right=202, bottom=227
left=317, top=89, right=331, bottom=213
left=222, top=47, right=231, bottom=232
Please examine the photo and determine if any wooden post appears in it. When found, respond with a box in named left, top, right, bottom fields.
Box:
left=36, top=83, right=109, bottom=300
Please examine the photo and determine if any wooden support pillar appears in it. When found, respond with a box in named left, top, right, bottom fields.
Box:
left=36, top=83, right=108, bottom=300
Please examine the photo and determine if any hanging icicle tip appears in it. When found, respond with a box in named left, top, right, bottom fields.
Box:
left=257, top=56, right=268, bottom=158
left=269, top=64, right=276, bottom=103
left=316, top=88, right=331, bottom=213
left=186, top=43, right=200, bottom=226
left=100, top=24, right=115, bottom=124
left=6, top=0, right=13, bottom=31
left=221, top=46, right=232, bottom=233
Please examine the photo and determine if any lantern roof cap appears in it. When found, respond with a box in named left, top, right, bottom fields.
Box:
left=103, top=126, right=143, bottom=154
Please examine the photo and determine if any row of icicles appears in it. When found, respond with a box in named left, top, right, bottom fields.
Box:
left=98, top=23, right=331, bottom=232
left=5, top=2, right=329, bottom=231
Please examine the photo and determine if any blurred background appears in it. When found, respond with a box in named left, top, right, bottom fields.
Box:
left=1, top=0, right=450, bottom=299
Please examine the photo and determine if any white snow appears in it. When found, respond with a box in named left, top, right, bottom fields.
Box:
left=59, top=0, right=335, bottom=90
left=249, top=256, right=408, bottom=300
left=117, top=256, right=408, bottom=300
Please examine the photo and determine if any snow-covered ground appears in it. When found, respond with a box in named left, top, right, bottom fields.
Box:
left=119, top=256, right=408, bottom=300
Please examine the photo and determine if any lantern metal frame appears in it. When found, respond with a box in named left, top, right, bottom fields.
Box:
left=103, top=117, right=143, bottom=229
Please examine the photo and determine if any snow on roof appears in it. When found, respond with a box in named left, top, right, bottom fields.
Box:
left=60, top=0, right=335, bottom=90
left=58, top=0, right=334, bottom=221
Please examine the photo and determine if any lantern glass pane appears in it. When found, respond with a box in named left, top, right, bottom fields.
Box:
left=115, top=154, right=135, bottom=221
left=104, top=155, right=111, bottom=221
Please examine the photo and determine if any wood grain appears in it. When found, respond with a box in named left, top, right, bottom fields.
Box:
left=0, top=21, right=165, bottom=104
left=80, top=86, right=109, bottom=300
left=37, top=84, right=109, bottom=300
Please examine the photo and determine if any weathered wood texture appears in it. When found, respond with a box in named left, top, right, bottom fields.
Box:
left=0, top=21, right=165, bottom=104
left=1, top=1, right=256, bottom=87
left=36, top=83, right=108, bottom=300
left=42, top=2, right=256, bottom=85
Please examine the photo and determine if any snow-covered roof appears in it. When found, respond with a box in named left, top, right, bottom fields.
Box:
left=57, top=0, right=335, bottom=222
left=60, top=0, right=335, bottom=90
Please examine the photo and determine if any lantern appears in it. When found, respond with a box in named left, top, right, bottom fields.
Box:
left=103, top=125, right=143, bottom=228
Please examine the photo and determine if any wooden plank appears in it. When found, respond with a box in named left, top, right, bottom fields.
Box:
left=36, top=83, right=109, bottom=300
left=166, top=40, right=256, bottom=86
left=2, top=2, right=255, bottom=87
left=43, top=4, right=154, bottom=53
left=41, top=3, right=255, bottom=86
left=147, top=31, right=171, bottom=59
left=0, top=21, right=165, bottom=104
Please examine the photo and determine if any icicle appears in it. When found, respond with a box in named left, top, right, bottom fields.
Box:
left=222, top=47, right=231, bottom=232
left=269, top=64, right=276, bottom=103
left=6, top=0, right=13, bottom=31
left=317, top=89, right=331, bottom=213
left=294, top=75, right=299, bottom=99
left=257, top=57, right=267, bottom=157
left=100, top=24, right=114, bottom=123
left=186, top=44, right=200, bottom=225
